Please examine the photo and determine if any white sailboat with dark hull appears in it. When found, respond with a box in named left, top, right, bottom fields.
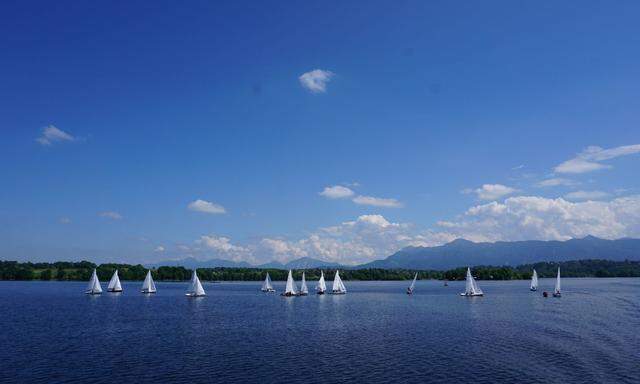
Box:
left=331, top=270, right=347, bottom=295
left=281, top=270, right=298, bottom=297
left=530, top=269, right=539, bottom=292
left=553, top=267, right=561, bottom=297
left=185, top=269, right=206, bottom=297
left=85, top=269, right=103, bottom=295
left=261, top=272, right=275, bottom=292
left=460, top=268, right=483, bottom=297
left=316, top=270, right=327, bottom=295
left=407, top=272, right=417, bottom=295
left=141, top=270, right=157, bottom=294
left=299, top=272, right=309, bottom=296
left=107, top=270, right=123, bottom=292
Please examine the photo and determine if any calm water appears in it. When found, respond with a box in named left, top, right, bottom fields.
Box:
left=1, top=278, right=639, bottom=384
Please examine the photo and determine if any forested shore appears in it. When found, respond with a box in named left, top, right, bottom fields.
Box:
left=1, top=259, right=639, bottom=282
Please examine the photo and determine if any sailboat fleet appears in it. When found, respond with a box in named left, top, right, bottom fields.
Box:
left=85, top=266, right=566, bottom=298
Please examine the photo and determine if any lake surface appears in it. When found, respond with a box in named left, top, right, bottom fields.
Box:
left=1, top=278, right=639, bottom=384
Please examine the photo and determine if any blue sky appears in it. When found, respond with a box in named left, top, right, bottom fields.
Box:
left=2, top=1, right=640, bottom=265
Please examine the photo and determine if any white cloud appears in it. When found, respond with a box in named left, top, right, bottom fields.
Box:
left=99, top=211, right=123, bottom=220
left=352, top=195, right=403, bottom=208
left=474, top=184, right=517, bottom=201
left=59, top=217, right=71, bottom=224
left=154, top=246, right=165, bottom=252
left=36, top=125, right=76, bottom=146
left=564, top=190, right=609, bottom=201
left=536, top=178, right=577, bottom=187
left=555, top=144, right=640, bottom=174
left=188, top=199, right=226, bottom=215
left=299, top=69, right=334, bottom=93
left=319, top=185, right=355, bottom=199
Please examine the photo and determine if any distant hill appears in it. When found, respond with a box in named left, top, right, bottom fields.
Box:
left=359, top=236, right=640, bottom=270
left=153, top=256, right=341, bottom=270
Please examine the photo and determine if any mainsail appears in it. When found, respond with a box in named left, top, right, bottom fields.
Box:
left=316, top=270, right=327, bottom=293
left=261, top=272, right=274, bottom=292
left=186, top=269, right=206, bottom=297
left=554, top=267, right=561, bottom=295
left=408, top=272, right=417, bottom=293
left=462, top=267, right=483, bottom=296
left=283, top=269, right=298, bottom=296
left=141, top=270, right=157, bottom=293
left=107, top=270, right=122, bottom=292
left=300, top=272, right=309, bottom=295
left=85, top=268, right=103, bottom=294
left=332, top=270, right=347, bottom=294
left=530, top=269, right=539, bottom=291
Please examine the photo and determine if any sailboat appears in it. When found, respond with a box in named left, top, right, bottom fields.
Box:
left=261, top=272, right=275, bottom=292
left=107, top=270, right=123, bottom=292
left=85, top=268, right=103, bottom=295
left=281, top=269, right=298, bottom=297
left=185, top=269, right=206, bottom=297
left=460, top=267, right=483, bottom=296
left=530, top=269, right=539, bottom=292
left=331, top=270, right=347, bottom=294
left=553, top=267, right=561, bottom=297
left=141, top=270, right=157, bottom=294
left=299, top=272, right=309, bottom=296
left=316, top=270, right=327, bottom=295
left=407, top=272, right=417, bottom=295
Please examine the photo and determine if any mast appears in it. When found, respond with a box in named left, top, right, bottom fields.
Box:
left=300, top=272, right=308, bottom=295
left=409, top=272, right=417, bottom=291
left=555, top=267, right=561, bottom=294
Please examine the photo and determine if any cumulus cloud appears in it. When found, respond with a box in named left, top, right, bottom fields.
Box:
left=319, top=185, right=355, bottom=199
left=564, top=190, right=609, bottom=201
left=352, top=195, right=403, bottom=208
left=555, top=144, right=640, bottom=174
left=36, top=125, right=77, bottom=146
left=154, top=246, right=165, bottom=252
left=299, top=69, right=334, bottom=93
left=536, top=178, right=577, bottom=188
left=474, top=184, right=517, bottom=201
left=99, top=211, right=123, bottom=220
left=188, top=199, right=226, bottom=214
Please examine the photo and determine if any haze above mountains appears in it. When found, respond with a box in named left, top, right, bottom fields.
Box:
left=153, top=236, right=640, bottom=270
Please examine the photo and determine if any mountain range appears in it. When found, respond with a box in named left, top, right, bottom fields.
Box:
left=152, top=236, right=640, bottom=271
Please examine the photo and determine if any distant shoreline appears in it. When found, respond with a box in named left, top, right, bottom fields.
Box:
left=2, top=259, right=639, bottom=282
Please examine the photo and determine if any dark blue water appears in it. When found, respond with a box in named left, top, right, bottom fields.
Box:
left=1, top=278, right=639, bottom=384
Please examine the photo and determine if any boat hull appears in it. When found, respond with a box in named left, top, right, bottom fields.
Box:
left=261, top=288, right=276, bottom=292
left=185, top=293, right=205, bottom=297
left=331, top=291, right=346, bottom=295
left=553, top=292, right=561, bottom=297
left=530, top=288, right=537, bottom=292
left=141, top=290, right=156, bottom=294
left=107, top=289, right=123, bottom=292
left=460, top=293, right=483, bottom=296
left=316, top=291, right=325, bottom=295
left=85, top=291, right=101, bottom=295
left=280, top=292, right=298, bottom=297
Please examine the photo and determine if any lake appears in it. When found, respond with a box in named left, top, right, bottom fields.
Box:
left=1, top=278, right=639, bottom=383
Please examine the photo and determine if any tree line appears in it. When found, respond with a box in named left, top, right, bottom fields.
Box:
left=1, top=259, right=639, bottom=282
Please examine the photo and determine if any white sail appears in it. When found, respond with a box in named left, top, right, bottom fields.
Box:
left=186, top=269, right=206, bottom=296
left=316, top=271, right=326, bottom=293
left=284, top=270, right=298, bottom=295
left=300, top=272, right=308, bottom=294
left=409, top=272, right=417, bottom=291
left=141, top=270, right=157, bottom=293
left=107, top=270, right=122, bottom=292
left=85, top=268, right=102, bottom=294
left=262, top=272, right=274, bottom=291
left=332, top=270, right=347, bottom=294
left=554, top=267, right=561, bottom=294
left=530, top=269, right=539, bottom=290
left=462, top=267, right=483, bottom=296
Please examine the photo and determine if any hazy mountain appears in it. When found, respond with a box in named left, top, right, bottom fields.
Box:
left=359, top=236, right=640, bottom=270
left=258, top=257, right=342, bottom=270
left=150, top=257, right=252, bottom=269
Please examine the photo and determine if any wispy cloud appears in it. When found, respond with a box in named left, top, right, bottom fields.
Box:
left=99, top=211, right=123, bottom=220
left=59, top=217, right=72, bottom=224
left=187, top=199, right=226, bottom=215
left=319, top=185, right=355, bottom=199
left=536, top=177, right=577, bottom=188
left=299, top=69, right=334, bottom=93
left=154, top=246, right=165, bottom=252
left=36, top=125, right=77, bottom=146
left=555, top=144, right=640, bottom=174
left=474, top=184, right=517, bottom=201
left=352, top=195, right=403, bottom=208
left=564, top=190, right=609, bottom=201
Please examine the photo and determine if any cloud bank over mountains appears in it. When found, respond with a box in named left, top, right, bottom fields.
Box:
left=166, top=195, right=640, bottom=266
